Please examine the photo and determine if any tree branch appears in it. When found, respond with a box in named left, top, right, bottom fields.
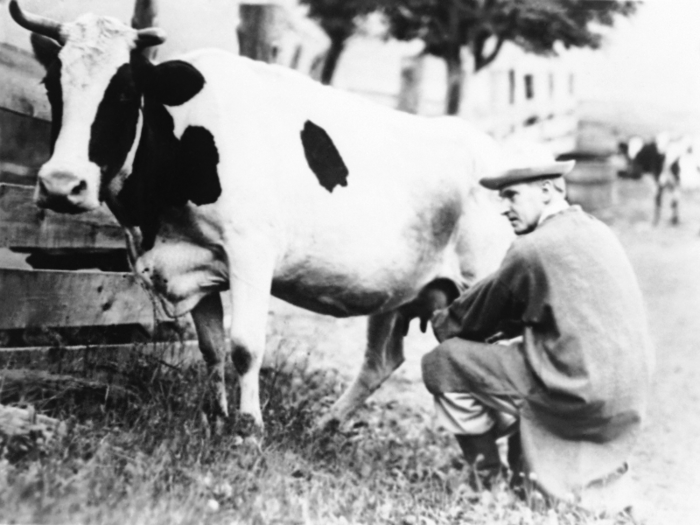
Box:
left=474, top=33, right=504, bottom=71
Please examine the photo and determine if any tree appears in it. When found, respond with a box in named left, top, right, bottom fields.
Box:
left=300, top=0, right=379, bottom=85
left=382, top=0, right=637, bottom=115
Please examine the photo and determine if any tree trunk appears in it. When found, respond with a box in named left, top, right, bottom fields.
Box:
left=320, top=37, right=346, bottom=86
left=238, top=3, right=285, bottom=63
left=397, top=53, right=425, bottom=114
left=445, top=52, right=464, bottom=116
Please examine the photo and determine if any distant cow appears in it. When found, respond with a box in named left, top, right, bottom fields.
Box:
left=9, top=1, right=513, bottom=435
left=618, top=133, right=691, bottom=225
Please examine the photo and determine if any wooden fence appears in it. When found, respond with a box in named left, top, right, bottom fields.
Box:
left=0, top=3, right=292, bottom=361
left=0, top=43, right=188, bottom=360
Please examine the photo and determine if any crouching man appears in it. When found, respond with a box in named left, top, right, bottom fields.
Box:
left=418, top=160, right=654, bottom=512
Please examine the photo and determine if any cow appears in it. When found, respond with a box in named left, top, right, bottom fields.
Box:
left=618, top=133, right=693, bottom=225
left=9, top=0, right=513, bottom=438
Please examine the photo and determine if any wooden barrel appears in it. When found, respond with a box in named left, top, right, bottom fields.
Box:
left=557, top=152, right=617, bottom=213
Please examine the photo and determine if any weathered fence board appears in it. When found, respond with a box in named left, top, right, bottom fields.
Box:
left=0, top=268, right=155, bottom=329
left=0, top=43, right=50, bottom=121
left=0, top=107, right=51, bottom=184
left=0, top=6, right=205, bottom=354
left=0, top=183, right=124, bottom=250
left=0, top=342, right=201, bottom=371
left=0, top=43, right=51, bottom=188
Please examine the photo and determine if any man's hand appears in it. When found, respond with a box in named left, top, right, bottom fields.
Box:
left=429, top=308, right=452, bottom=343
left=398, top=280, right=459, bottom=336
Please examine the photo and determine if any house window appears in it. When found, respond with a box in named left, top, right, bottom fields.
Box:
left=508, top=69, right=516, bottom=105
left=524, top=74, right=534, bottom=100
left=549, top=73, right=555, bottom=99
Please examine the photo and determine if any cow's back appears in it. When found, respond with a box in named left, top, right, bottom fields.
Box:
left=165, top=49, right=511, bottom=315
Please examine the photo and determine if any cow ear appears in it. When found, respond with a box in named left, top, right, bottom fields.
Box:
left=30, top=33, right=62, bottom=70
left=143, top=60, right=205, bottom=106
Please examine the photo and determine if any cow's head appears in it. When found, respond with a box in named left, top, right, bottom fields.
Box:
left=10, top=0, right=167, bottom=213
left=617, top=136, right=646, bottom=179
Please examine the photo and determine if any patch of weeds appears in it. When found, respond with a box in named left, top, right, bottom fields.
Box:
left=0, top=347, right=642, bottom=525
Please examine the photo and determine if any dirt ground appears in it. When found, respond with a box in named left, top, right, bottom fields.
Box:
left=266, top=177, right=700, bottom=525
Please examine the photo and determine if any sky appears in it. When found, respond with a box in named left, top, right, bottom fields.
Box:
left=3, top=0, right=700, bottom=121
left=577, top=0, right=700, bottom=114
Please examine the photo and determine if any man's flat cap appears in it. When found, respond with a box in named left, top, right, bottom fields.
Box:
left=479, top=160, right=576, bottom=190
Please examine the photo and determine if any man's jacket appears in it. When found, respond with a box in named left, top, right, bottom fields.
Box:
left=432, top=205, right=654, bottom=506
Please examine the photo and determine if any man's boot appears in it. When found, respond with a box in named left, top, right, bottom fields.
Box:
left=454, top=429, right=503, bottom=491
left=506, top=431, right=526, bottom=498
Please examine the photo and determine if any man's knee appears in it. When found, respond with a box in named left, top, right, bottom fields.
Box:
left=422, top=338, right=465, bottom=394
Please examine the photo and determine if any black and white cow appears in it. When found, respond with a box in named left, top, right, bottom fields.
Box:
left=618, top=133, right=692, bottom=225
left=9, top=1, right=513, bottom=436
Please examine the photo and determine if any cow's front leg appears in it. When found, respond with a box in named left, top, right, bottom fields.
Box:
left=653, top=184, right=663, bottom=225
left=670, top=184, right=680, bottom=225
left=191, top=293, right=228, bottom=419
left=319, top=310, right=404, bottom=429
left=228, top=269, right=273, bottom=438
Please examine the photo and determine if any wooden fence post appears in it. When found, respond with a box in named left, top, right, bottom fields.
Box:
left=238, top=2, right=286, bottom=63
left=397, top=54, right=425, bottom=114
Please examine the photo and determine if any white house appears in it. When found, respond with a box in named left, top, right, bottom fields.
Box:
left=332, top=30, right=579, bottom=155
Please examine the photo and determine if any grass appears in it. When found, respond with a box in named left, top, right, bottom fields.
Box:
left=0, top=341, right=640, bottom=525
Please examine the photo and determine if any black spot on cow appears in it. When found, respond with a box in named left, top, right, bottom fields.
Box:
left=90, top=64, right=141, bottom=180
left=33, top=39, right=215, bottom=244
left=634, top=142, right=665, bottom=178
left=179, top=126, right=221, bottom=206
left=300, top=120, right=349, bottom=192
left=137, top=59, right=206, bottom=107
left=112, top=56, right=219, bottom=250
left=40, top=56, right=63, bottom=151
left=232, top=344, right=252, bottom=375
left=619, top=140, right=665, bottom=180
left=119, top=98, right=221, bottom=250
left=670, top=158, right=681, bottom=182
left=32, top=33, right=64, bottom=151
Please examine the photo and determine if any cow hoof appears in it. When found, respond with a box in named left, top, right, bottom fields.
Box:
left=235, top=413, right=264, bottom=439
left=314, top=415, right=341, bottom=435
left=232, top=434, right=263, bottom=454
left=200, top=410, right=227, bottom=438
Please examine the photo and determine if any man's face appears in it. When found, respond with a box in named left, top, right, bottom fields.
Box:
left=498, top=181, right=548, bottom=235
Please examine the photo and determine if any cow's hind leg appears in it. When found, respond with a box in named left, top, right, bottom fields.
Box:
left=318, top=310, right=404, bottom=429
left=653, top=183, right=663, bottom=225
left=191, top=293, right=229, bottom=422
left=670, top=184, right=680, bottom=225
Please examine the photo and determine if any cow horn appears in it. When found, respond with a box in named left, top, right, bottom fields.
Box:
left=9, top=0, right=65, bottom=43
left=135, top=28, right=166, bottom=49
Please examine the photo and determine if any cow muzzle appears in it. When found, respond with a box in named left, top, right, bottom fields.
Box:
left=34, top=166, right=100, bottom=213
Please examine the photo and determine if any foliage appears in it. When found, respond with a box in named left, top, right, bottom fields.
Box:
left=299, top=0, right=380, bottom=84
left=383, top=0, right=637, bottom=65
left=0, top=342, right=640, bottom=525
left=381, top=0, right=638, bottom=114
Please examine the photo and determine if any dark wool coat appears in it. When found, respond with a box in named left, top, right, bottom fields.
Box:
left=429, top=206, right=654, bottom=509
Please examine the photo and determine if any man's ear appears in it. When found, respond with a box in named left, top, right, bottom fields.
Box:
left=540, top=179, right=554, bottom=199
left=30, top=33, right=62, bottom=70
left=136, top=59, right=205, bottom=107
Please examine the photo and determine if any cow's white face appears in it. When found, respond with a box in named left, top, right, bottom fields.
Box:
left=10, top=1, right=166, bottom=214
left=35, top=15, right=139, bottom=213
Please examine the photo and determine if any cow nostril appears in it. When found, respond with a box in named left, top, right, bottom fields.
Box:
left=71, top=180, right=87, bottom=196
